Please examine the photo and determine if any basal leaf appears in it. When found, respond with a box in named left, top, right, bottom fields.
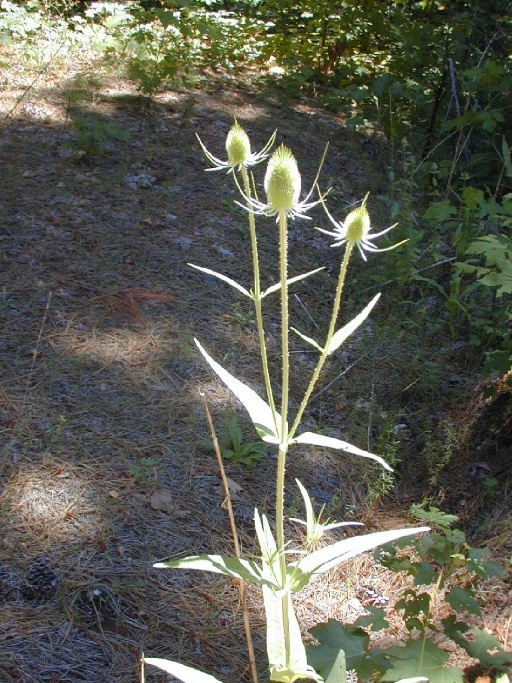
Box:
left=144, top=658, right=225, bottom=683
left=293, top=432, right=393, bottom=471
left=326, top=294, right=381, bottom=356
left=195, top=339, right=281, bottom=443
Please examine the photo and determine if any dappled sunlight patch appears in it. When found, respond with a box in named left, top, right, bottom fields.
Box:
left=54, top=322, right=174, bottom=372
left=0, top=461, right=106, bottom=546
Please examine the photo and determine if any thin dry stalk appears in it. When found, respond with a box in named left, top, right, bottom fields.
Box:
left=200, top=392, right=259, bottom=683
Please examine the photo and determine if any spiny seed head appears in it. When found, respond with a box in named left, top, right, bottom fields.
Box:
left=264, top=145, right=301, bottom=215
left=226, top=121, right=251, bottom=168
left=345, top=204, right=370, bottom=245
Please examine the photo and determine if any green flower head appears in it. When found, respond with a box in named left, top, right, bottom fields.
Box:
left=226, top=121, right=251, bottom=168
left=241, top=144, right=323, bottom=222
left=317, top=194, right=406, bottom=260
left=265, top=145, right=301, bottom=216
left=197, top=119, right=275, bottom=174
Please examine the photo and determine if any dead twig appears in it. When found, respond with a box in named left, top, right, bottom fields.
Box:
left=200, top=392, right=259, bottom=683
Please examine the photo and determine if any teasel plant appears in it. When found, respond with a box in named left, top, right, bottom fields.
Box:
left=144, top=122, right=429, bottom=683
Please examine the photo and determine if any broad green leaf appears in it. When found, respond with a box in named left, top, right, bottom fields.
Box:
left=356, top=605, right=389, bottom=632
left=291, top=328, right=324, bottom=353
left=448, top=627, right=512, bottom=669
left=411, top=561, right=437, bottom=586
left=381, top=639, right=463, bottom=683
left=144, top=658, right=225, bottom=683
left=154, top=553, right=279, bottom=589
left=293, top=432, right=393, bottom=471
left=410, top=505, right=458, bottom=530
left=292, top=527, right=429, bottom=580
left=462, top=186, right=485, bottom=210
left=261, top=268, right=325, bottom=299
left=188, top=264, right=251, bottom=298
left=396, top=590, right=431, bottom=630
left=445, top=586, right=481, bottom=615
left=467, top=548, right=505, bottom=579
left=307, top=619, right=369, bottom=676
left=195, top=340, right=281, bottom=443
left=326, top=294, right=381, bottom=355
left=424, top=200, right=457, bottom=222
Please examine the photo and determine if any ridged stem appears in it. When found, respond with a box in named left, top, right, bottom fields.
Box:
left=289, top=242, right=354, bottom=440
left=240, top=165, right=278, bottom=436
left=276, top=209, right=291, bottom=668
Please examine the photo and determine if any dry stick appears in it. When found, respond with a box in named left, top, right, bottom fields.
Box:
left=199, top=392, right=259, bottom=683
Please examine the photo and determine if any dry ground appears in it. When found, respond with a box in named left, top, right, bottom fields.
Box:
left=0, top=43, right=510, bottom=683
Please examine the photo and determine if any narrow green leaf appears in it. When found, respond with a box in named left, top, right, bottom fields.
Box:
left=295, top=479, right=315, bottom=532
left=188, top=264, right=251, bottom=297
left=327, top=294, right=381, bottom=355
left=261, top=268, right=325, bottom=298
left=293, top=432, right=393, bottom=471
left=292, top=527, right=429, bottom=579
left=291, top=327, right=324, bottom=352
left=154, top=553, right=279, bottom=589
left=144, top=658, right=225, bottom=683
left=195, top=339, right=281, bottom=443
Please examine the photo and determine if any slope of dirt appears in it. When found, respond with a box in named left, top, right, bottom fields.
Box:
left=0, top=55, right=510, bottom=683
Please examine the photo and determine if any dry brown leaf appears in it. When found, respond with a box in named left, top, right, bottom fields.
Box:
left=150, top=489, right=189, bottom=517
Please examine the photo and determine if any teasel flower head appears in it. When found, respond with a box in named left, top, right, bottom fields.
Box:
left=317, top=194, right=406, bottom=260
left=242, top=145, right=323, bottom=222
left=197, top=119, right=275, bottom=173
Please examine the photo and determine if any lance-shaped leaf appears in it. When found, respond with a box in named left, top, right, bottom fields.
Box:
left=290, top=479, right=361, bottom=545
left=261, top=268, right=325, bottom=299
left=154, top=553, right=280, bottom=590
left=290, top=328, right=324, bottom=353
left=326, top=294, right=381, bottom=356
left=293, top=432, right=392, bottom=471
left=291, top=527, right=430, bottom=584
left=188, top=263, right=251, bottom=298
left=144, top=657, right=226, bottom=683
left=195, top=339, right=282, bottom=443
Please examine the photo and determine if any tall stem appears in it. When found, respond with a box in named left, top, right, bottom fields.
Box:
left=277, top=209, right=291, bottom=668
left=240, top=166, right=278, bottom=435
left=289, top=242, right=354, bottom=440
